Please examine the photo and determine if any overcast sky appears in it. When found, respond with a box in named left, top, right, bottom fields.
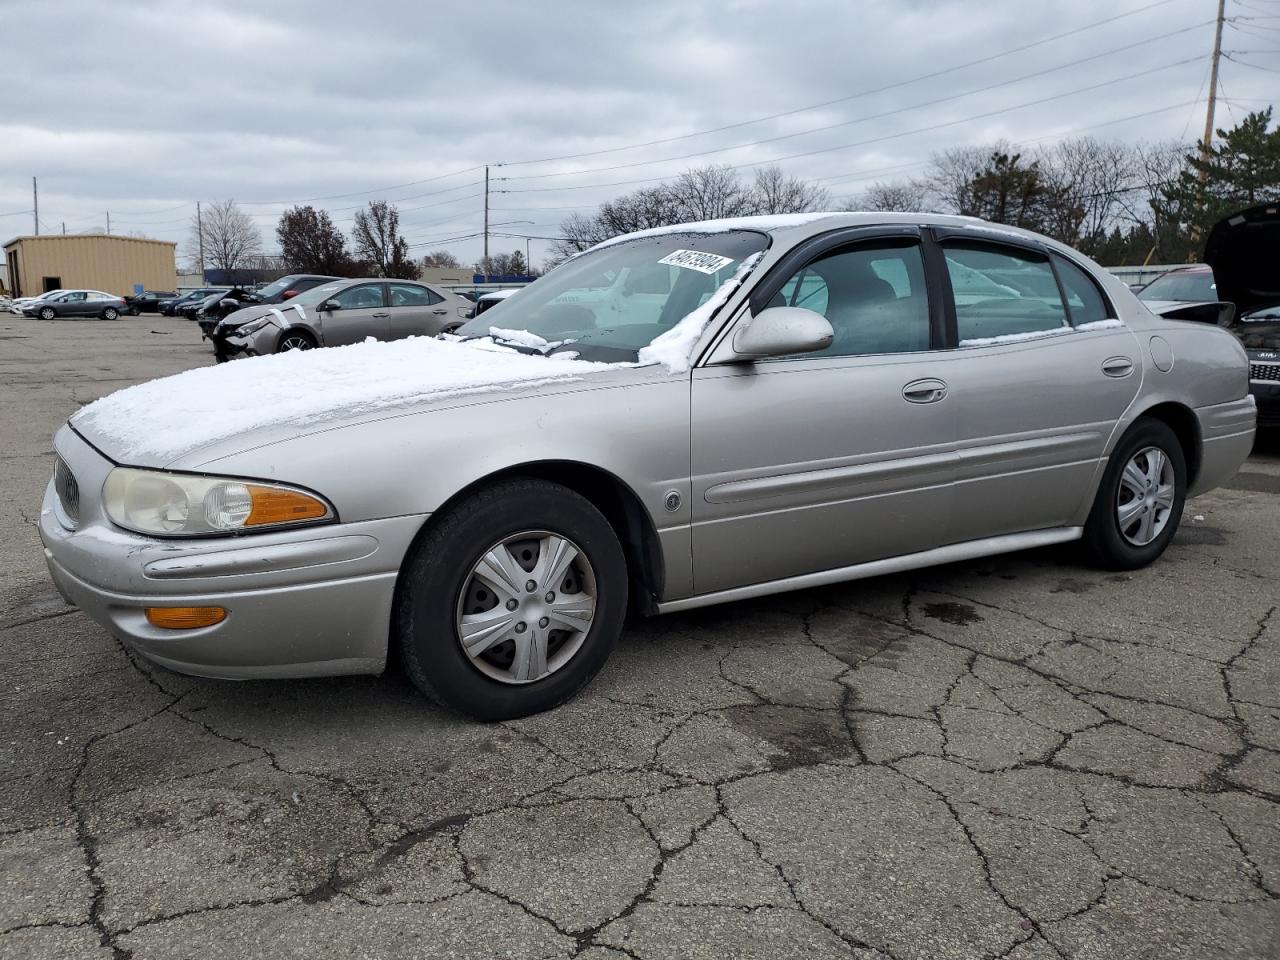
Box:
left=2, top=0, right=1275, bottom=267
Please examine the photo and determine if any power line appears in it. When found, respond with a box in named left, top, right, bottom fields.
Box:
left=497, top=0, right=1193, bottom=168
left=501, top=36, right=1209, bottom=183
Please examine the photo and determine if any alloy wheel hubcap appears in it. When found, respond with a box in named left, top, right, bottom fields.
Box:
left=455, top=530, right=596, bottom=685
left=1116, top=445, right=1175, bottom=546
left=280, top=336, right=311, bottom=351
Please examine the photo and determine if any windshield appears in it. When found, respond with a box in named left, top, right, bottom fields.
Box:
left=455, top=231, right=769, bottom=362
left=250, top=276, right=302, bottom=300
left=1139, top=270, right=1216, bottom=302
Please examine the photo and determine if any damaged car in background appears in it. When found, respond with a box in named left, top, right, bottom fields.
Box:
left=199, top=274, right=339, bottom=361
left=41, top=213, right=1254, bottom=720
left=1141, top=204, right=1280, bottom=427
left=213, top=277, right=473, bottom=359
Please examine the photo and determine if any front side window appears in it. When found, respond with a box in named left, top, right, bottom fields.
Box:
left=944, top=242, right=1068, bottom=344
left=455, top=230, right=769, bottom=362
left=331, top=284, right=385, bottom=310
left=768, top=241, right=932, bottom=357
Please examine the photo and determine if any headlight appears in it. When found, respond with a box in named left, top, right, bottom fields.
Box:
left=228, top=316, right=273, bottom=337
left=102, top=468, right=334, bottom=537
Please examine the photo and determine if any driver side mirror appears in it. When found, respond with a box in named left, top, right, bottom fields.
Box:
left=729, top=306, right=833, bottom=360
left=321, top=299, right=342, bottom=312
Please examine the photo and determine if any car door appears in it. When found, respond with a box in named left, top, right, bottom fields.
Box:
left=316, top=282, right=389, bottom=346
left=60, top=292, right=89, bottom=317
left=689, top=228, right=957, bottom=595
left=387, top=282, right=449, bottom=339
left=928, top=231, right=1142, bottom=543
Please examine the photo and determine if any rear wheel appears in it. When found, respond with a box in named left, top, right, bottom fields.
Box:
left=1082, top=418, right=1186, bottom=570
left=277, top=331, right=316, bottom=353
left=102, top=307, right=119, bottom=321
left=396, top=478, right=628, bottom=720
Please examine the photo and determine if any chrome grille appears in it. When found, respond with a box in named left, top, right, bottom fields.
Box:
left=54, top=456, right=80, bottom=525
left=1250, top=361, right=1280, bottom=383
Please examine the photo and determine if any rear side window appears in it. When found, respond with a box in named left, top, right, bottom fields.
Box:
left=943, top=242, right=1068, bottom=344
left=389, top=283, right=431, bottom=307
left=1052, top=255, right=1112, bottom=326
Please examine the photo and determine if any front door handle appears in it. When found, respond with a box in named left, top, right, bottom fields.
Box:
left=372, top=312, right=390, bottom=318
left=1101, top=356, right=1134, bottom=377
left=902, top=378, right=948, bottom=404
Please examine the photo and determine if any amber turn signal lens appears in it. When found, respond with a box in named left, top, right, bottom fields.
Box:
left=145, top=607, right=227, bottom=629
left=244, top=486, right=329, bottom=527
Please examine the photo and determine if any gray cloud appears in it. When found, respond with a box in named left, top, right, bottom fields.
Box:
left=3, top=0, right=1274, bottom=264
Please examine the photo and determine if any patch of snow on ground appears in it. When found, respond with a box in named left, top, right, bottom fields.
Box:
left=74, top=336, right=615, bottom=461
left=637, top=252, right=763, bottom=374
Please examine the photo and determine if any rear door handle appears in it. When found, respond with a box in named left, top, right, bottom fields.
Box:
left=432, top=308, right=448, bottom=315
left=1101, top=356, right=1134, bottom=377
left=902, top=378, right=948, bottom=404
left=372, top=312, right=390, bottom=318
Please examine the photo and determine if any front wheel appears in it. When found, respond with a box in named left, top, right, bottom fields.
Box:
left=277, top=331, right=315, bottom=353
left=1082, top=418, right=1187, bottom=570
left=396, top=478, right=628, bottom=720
left=38, top=307, right=55, bottom=321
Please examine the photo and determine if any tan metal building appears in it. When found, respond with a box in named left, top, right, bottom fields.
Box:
left=3, top=234, right=177, bottom=299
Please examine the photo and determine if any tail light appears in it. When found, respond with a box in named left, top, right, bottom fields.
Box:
left=282, top=289, right=298, bottom=300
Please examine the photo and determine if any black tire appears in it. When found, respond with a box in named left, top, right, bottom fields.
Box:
left=38, top=307, right=55, bottom=321
left=396, top=478, right=628, bottom=720
left=102, top=307, right=119, bottom=321
left=1082, top=417, right=1187, bottom=570
left=128, top=306, right=139, bottom=316
left=276, top=330, right=316, bottom=353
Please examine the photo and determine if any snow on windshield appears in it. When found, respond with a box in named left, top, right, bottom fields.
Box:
left=74, top=337, right=614, bottom=461
left=637, top=253, right=763, bottom=373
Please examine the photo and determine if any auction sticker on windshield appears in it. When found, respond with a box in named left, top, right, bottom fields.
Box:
left=658, top=249, right=736, bottom=274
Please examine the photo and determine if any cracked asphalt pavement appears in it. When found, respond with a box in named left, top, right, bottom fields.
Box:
left=2, top=313, right=1279, bottom=959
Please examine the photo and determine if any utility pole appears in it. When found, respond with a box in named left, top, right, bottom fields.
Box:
left=1202, top=0, right=1226, bottom=155
left=61, top=222, right=65, bottom=235
left=106, top=211, right=111, bottom=235
left=32, top=177, right=38, bottom=235
left=196, top=201, right=205, bottom=280
left=483, top=165, right=490, bottom=279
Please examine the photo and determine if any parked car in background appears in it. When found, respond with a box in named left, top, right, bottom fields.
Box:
left=43, top=213, right=1255, bottom=719
left=158, top=288, right=228, bottom=316
left=125, top=290, right=177, bottom=314
left=1140, top=206, right=1279, bottom=427
left=200, top=274, right=338, bottom=360
left=470, top=288, right=520, bottom=318
left=0, top=295, right=11, bottom=313
left=1137, top=264, right=1217, bottom=311
left=220, top=277, right=472, bottom=359
left=25, top=290, right=128, bottom=320
left=180, top=289, right=243, bottom=321
left=10, top=289, right=66, bottom=315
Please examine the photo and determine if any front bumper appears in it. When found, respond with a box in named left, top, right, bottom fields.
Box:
left=1248, top=358, right=1280, bottom=426
left=39, top=426, right=427, bottom=679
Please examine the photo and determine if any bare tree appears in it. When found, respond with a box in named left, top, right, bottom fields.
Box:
left=421, top=249, right=462, bottom=269
left=668, top=165, right=755, bottom=221
left=853, top=179, right=930, bottom=212
left=1037, top=138, right=1135, bottom=253
left=352, top=201, right=417, bottom=279
left=750, top=165, right=830, bottom=214
left=925, top=144, right=1001, bottom=215
left=189, top=199, right=261, bottom=271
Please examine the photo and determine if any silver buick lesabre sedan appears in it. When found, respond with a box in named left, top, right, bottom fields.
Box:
left=40, top=213, right=1256, bottom=719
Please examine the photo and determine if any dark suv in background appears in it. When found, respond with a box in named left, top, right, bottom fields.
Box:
left=158, top=288, right=229, bottom=316
left=199, top=274, right=338, bottom=361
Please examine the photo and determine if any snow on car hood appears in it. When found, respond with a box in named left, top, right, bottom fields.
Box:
left=72, top=336, right=616, bottom=465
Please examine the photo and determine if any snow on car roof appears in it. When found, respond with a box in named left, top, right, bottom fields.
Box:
left=74, top=337, right=615, bottom=461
